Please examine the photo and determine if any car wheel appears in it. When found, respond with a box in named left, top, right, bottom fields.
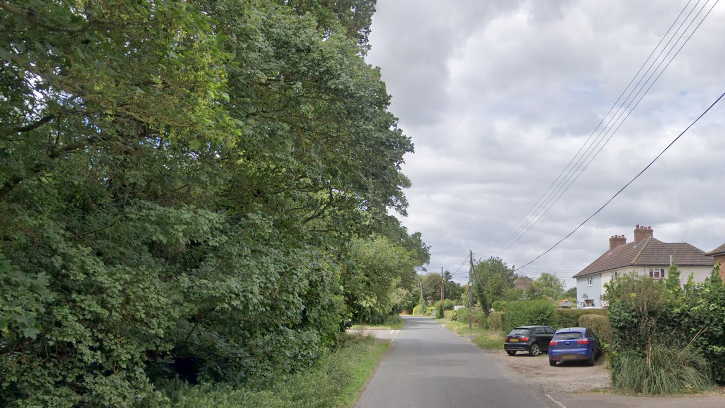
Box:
left=587, top=355, right=595, bottom=366
left=530, top=343, right=541, bottom=356
left=506, top=350, right=516, bottom=356
left=549, top=359, right=556, bottom=366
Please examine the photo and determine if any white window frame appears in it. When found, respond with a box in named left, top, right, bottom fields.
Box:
left=587, top=277, right=593, bottom=287
left=649, top=268, right=665, bottom=280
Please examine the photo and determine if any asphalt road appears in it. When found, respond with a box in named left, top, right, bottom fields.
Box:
left=356, top=316, right=554, bottom=408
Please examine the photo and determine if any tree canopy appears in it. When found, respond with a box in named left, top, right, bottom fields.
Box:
left=0, top=0, right=425, bottom=406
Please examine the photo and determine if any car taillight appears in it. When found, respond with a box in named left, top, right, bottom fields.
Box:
left=577, top=338, right=590, bottom=345
left=505, top=337, right=510, bottom=341
left=520, top=337, right=529, bottom=342
left=549, top=340, right=558, bottom=346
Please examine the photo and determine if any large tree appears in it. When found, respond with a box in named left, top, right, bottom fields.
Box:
left=472, top=257, right=516, bottom=312
left=0, top=0, right=423, bottom=405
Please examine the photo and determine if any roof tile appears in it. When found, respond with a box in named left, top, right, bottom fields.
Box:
left=574, top=237, right=714, bottom=278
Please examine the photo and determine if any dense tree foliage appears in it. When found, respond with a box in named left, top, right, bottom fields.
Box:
left=0, top=0, right=425, bottom=405
left=472, top=257, right=516, bottom=312
left=604, top=266, right=725, bottom=389
left=420, top=271, right=463, bottom=304
left=524, top=273, right=565, bottom=300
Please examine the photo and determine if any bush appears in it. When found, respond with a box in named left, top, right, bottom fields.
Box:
left=488, top=312, right=504, bottom=331
left=503, top=300, right=556, bottom=333
left=611, top=346, right=713, bottom=395
left=491, top=300, right=506, bottom=312
left=159, top=333, right=387, bottom=407
left=579, top=314, right=612, bottom=343
left=412, top=304, right=427, bottom=315
left=434, top=303, right=444, bottom=318
left=472, top=311, right=487, bottom=329
left=445, top=310, right=458, bottom=321
left=554, top=308, right=607, bottom=328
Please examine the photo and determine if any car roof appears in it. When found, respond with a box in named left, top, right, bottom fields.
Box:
left=513, top=325, right=551, bottom=329
left=555, top=327, right=587, bottom=333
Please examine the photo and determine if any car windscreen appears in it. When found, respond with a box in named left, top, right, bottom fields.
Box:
left=553, top=332, right=583, bottom=340
left=510, top=328, right=530, bottom=336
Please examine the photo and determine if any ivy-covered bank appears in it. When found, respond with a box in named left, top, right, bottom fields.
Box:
left=0, top=1, right=428, bottom=406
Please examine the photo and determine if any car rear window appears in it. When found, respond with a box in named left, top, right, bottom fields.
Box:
left=510, top=328, right=531, bottom=336
left=553, top=332, right=583, bottom=340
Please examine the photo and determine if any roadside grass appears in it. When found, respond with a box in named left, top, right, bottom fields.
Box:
left=350, top=315, right=404, bottom=330
left=157, top=333, right=388, bottom=408
left=437, top=318, right=505, bottom=350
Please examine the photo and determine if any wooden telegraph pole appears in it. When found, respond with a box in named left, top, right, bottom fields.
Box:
left=440, top=267, right=445, bottom=315
left=468, top=250, right=473, bottom=329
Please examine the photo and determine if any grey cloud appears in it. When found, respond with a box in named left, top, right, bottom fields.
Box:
left=373, top=1, right=725, bottom=285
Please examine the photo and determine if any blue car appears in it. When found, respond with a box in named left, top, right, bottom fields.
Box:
left=548, top=327, right=601, bottom=366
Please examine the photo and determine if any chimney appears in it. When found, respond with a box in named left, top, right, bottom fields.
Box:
left=633, top=225, right=653, bottom=243
left=609, top=235, right=627, bottom=250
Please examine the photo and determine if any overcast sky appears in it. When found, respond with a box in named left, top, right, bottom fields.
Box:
left=365, top=0, right=725, bottom=288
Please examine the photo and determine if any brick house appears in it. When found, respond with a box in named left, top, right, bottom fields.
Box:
left=706, top=243, right=725, bottom=282
left=573, top=225, right=714, bottom=308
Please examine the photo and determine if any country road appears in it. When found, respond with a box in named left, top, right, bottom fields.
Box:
left=356, top=316, right=725, bottom=408
left=355, top=316, right=555, bottom=408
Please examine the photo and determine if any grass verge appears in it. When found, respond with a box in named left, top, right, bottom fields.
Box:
left=437, top=318, right=505, bottom=350
left=157, top=333, right=389, bottom=408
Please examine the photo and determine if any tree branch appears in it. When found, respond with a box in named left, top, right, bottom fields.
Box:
left=10, top=115, right=55, bottom=134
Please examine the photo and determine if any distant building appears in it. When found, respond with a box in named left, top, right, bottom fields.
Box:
left=573, top=225, right=714, bottom=308
left=706, top=243, right=725, bottom=282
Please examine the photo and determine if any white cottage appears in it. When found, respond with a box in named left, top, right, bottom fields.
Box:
left=574, top=225, right=714, bottom=308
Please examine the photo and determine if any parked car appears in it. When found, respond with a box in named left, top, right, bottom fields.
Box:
left=548, top=327, right=601, bottom=366
left=504, top=325, right=555, bottom=356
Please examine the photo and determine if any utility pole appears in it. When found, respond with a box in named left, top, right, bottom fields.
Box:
left=440, top=266, right=445, bottom=314
left=468, top=250, right=473, bottom=329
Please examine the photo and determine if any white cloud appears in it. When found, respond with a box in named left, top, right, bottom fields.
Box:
left=367, top=0, right=725, bottom=288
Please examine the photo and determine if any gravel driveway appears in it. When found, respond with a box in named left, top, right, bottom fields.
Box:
left=484, top=349, right=611, bottom=394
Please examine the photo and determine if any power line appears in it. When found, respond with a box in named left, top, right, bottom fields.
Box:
left=489, top=0, right=714, bottom=257
left=482, top=0, right=697, bottom=257
left=481, top=0, right=717, bottom=258
left=518, top=91, right=725, bottom=270
left=499, top=0, right=721, bottom=262
left=450, top=253, right=470, bottom=277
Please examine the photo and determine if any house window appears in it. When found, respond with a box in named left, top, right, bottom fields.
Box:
left=649, top=268, right=665, bottom=280
left=612, top=272, right=618, bottom=281
left=587, top=277, right=593, bottom=287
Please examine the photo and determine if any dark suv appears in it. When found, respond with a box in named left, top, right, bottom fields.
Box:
left=504, top=325, right=555, bottom=356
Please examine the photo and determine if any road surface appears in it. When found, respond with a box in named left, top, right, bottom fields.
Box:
left=356, top=316, right=554, bottom=408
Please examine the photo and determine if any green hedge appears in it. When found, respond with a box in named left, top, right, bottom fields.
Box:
left=579, top=314, right=612, bottom=343
left=488, top=312, right=504, bottom=331
left=445, top=310, right=458, bottom=320
left=451, top=308, right=487, bottom=328
left=503, top=300, right=556, bottom=333
left=412, top=304, right=427, bottom=315
left=554, top=308, right=607, bottom=328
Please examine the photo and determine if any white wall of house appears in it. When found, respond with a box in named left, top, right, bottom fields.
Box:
left=576, top=274, right=602, bottom=308
left=595, top=265, right=714, bottom=305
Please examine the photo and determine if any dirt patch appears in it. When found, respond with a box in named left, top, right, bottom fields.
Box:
left=485, top=349, right=611, bottom=395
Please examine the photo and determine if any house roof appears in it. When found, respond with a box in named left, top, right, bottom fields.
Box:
left=706, top=243, right=725, bottom=257
left=574, top=237, right=714, bottom=278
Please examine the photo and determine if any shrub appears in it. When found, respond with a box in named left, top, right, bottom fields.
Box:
left=472, top=311, right=488, bottom=329
left=503, top=300, right=556, bottom=333
left=434, top=303, right=444, bottom=318
left=579, top=314, right=612, bottom=343
left=445, top=310, right=458, bottom=321
left=611, top=346, right=713, bottom=395
left=412, top=304, right=427, bottom=315
left=554, top=308, right=607, bottom=328
left=491, top=300, right=506, bottom=312
left=488, top=312, right=504, bottom=331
